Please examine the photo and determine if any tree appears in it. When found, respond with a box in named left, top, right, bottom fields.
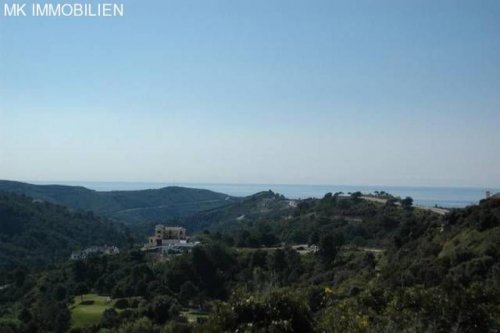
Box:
left=179, top=281, right=198, bottom=303
left=53, top=284, right=67, bottom=302
left=192, top=246, right=221, bottom=296
left=203, top=292, right=314, bottom=333
left=54, top=307, right=71, bottom=333
left=18, top=308, right=32, bottom=322
left=269, top=249, right=287, bottom=273
left=117, top=317, right=156, bottom=333
left=250, top=250, right=268, bottom=268
left=351, top=191, right=362, bottom=201
left=72, top=260, right=87, bottom=282
left=101, top=308, right=119, bottom=329
left=386, top=198, right=398, bottom=207
left=127, top=235, right=135, bottom=249
left=13, top=267, right=27, bottom=287
left=401, top=197, right=413, bottom=210
left=401, top=197, right=413, bottom=209
left=74, top=283, right=88, bottom=302
left=319, top=232, right=344, bottom=265
left=308, top=230, right=320, bottom=246
left=319, top=234, right=337, bottom=264
left=115, top=298, right=130, bottom=309
left=146, top=295, right=178, bottom=324
left=237, top=230, right=251, bottom=247
left=363, top=252, right=376, bottom=270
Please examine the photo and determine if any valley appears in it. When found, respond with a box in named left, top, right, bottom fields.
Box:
left=0, top=183, right=498, bottom=332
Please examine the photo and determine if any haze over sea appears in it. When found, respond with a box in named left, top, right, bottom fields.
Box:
left=30, top=181, right=498, bottom=208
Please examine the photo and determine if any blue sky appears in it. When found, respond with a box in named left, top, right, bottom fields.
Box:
left=1, top=0, right=499, bottom=186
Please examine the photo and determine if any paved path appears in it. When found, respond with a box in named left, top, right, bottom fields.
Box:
left=414, top=205, right=449, bottom=215
left=110, top=199, right=229, bottom=214
left=359, top=247, right=385, bottom=253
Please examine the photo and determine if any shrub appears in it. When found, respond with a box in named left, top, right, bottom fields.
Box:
left=115, top=298, right=130, bottom=309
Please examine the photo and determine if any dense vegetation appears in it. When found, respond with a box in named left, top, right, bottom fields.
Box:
left=0, top=181, right=238, bottom=224
left=187, top=191, right=432, bottom=249
left=0, top=192, right=129, bottom=272
left=136, top=190, right=294, bottom=237
left=0, top=190, right=498, bottom=332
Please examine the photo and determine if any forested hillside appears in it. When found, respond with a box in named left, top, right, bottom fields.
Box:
left=0, top=192, right=129, bottom=272
left=0, top=193, right=498, bottom=332
left=0, top=181, right=238, bottom=224
left=199, top=192, right=440, bottom=248
left=148, top=190, right=294, bottom=234
left=127, top=190, right=295, bottom=242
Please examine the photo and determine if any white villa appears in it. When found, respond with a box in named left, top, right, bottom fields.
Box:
left=486, top=191, right=500, bottom=200
left=142, top=225, right=198, bottom=255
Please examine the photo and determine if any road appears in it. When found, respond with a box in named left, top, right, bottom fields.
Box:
left=361, top=196, right=449, bottom=215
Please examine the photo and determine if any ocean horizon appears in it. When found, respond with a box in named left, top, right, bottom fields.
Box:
left=28, top=181, right=499, bottom=209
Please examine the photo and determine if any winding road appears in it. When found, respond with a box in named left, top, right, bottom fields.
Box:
left=361, top=196, right=449, bottom=215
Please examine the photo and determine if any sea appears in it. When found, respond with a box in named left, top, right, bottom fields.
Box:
left=30, top=181, right=499, bottom=209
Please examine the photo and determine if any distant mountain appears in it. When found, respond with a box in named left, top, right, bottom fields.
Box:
left=0, top=180, right=238, bottom=224
left=0, top=192, right=129, bottom=271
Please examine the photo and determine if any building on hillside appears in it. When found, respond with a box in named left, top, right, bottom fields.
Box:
left=490, top=193, right=500, bottom=200
left=70, top=245, right=119, bottom=260
left=142, top=225, right=198, bottom=255
left=148, top=225, right=188, bottom=246
left=486, top=191, right=500, bottom=200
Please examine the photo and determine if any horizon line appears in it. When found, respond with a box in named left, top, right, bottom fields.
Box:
left=3, top=179, right=499, bottom=191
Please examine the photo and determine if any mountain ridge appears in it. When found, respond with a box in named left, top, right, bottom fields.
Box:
left=0, top=180, right=239, bottom=224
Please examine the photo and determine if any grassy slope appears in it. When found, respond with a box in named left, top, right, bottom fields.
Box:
left=70, top=294, right=115, bottom=329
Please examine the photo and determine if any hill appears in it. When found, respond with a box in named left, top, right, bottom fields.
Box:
left=0, top=192, right=129, bottom=272
left=127, top=190, right=295, bottom=242
left=197, top=192, right=446, bottom=248
left=1, top=193, right=498, bottom=332
left=178, top=190, right=295, bottom=232
left=0, top=180, right=238, bottom=224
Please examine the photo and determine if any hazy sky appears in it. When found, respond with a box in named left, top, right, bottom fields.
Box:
left=1, top=0, right=499, bottom=187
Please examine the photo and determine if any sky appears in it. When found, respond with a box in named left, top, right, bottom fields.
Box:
left=1, top=0, right=499, bottom=187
